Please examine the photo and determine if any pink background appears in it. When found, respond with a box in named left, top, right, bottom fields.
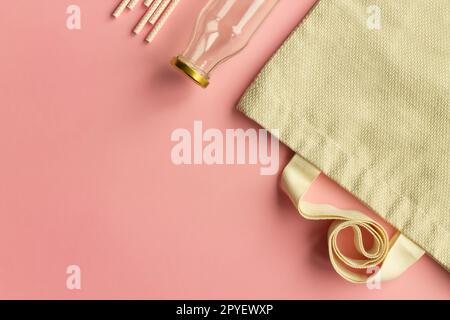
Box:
left=0, top=0, right=448, bottom=299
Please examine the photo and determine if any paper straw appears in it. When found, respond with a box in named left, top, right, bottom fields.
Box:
left=149, top=0, right=171, bottom=25
left=127, top=0, right=140, bottom=9
left=146, top=0, right=180, bottom=43
left=112, top=0, right=131, bottom=18
left=144, top=0, right=154, bottom=6
left=133, top=0, right=163, bottom=34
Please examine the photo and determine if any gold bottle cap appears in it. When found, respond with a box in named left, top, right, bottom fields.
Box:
left=171, top=56, right=210, bottom=88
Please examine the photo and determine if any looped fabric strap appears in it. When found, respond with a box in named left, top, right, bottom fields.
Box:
left=282, top=154, right=425, bottom=284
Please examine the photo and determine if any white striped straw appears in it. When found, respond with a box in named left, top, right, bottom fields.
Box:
left=112, top=0, right=131, bottom=18
left=127, top=0, right=140, bottom=9
left=146, top=0, right=180, bottom=43
left=133, top=0, right=163, bottom=34
left=149, top=0, right=171, bottom=25
left=144, top=0, right=154, bottom=7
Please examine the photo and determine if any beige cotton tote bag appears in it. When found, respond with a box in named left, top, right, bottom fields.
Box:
left=238, top=0, right=450, bottom=283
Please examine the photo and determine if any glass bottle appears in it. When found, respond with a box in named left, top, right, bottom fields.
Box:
left=172, top=0, right=279, bottom=88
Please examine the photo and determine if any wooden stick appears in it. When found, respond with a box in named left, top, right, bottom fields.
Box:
left=146, top=0, right=180, bottom=43
left=133, top=0, right=163, bottom=34
left=112, top=0, right=131, bottom=18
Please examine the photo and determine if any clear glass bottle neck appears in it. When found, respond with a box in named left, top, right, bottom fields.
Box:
left=182, top=0, right=279, bottom=75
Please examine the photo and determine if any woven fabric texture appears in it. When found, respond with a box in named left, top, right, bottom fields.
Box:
left=238, top=0, right=450, bottom=270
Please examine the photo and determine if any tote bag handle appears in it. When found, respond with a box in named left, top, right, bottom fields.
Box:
left=282, top=154, right=425, bottom=283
